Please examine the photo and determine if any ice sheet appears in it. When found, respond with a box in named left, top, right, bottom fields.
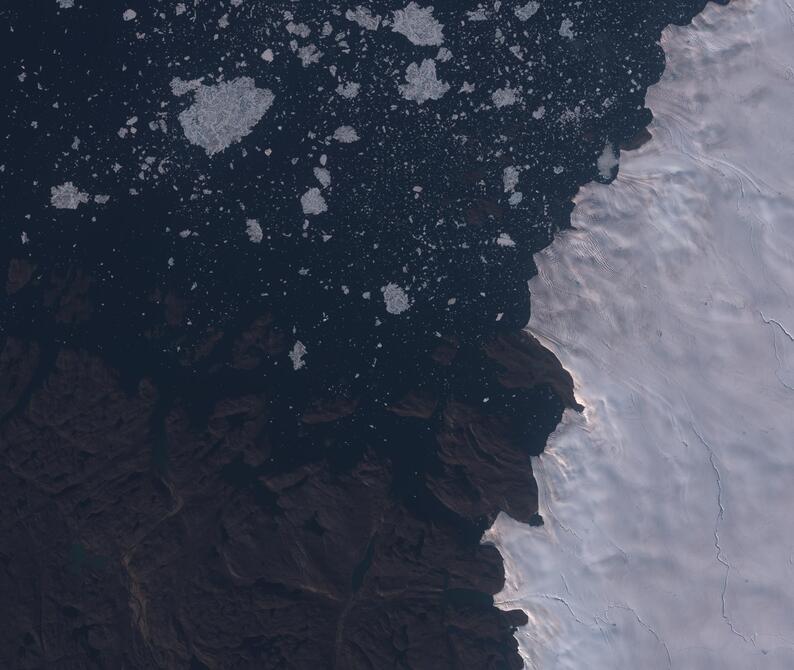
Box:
left=486, top=1, right=794, bottom=667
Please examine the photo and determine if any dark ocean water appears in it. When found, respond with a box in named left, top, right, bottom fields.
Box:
left=0, top=1, right=725, bottom=668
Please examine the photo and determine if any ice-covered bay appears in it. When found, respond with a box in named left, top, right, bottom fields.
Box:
left=487, top=0, right=794, bottom=667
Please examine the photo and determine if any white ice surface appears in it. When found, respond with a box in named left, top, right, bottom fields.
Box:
left=486, top=1, right=794, bottom=668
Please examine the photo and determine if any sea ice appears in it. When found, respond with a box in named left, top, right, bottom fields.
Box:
left=301, top=187, right=327, bottom=215
left=176, top=77, right=274, bottom=156
left=289, top=341, right=307, bottom=370
left=245, top=218, right=263, bottom=243
left=345, top=6, right=381, bottom=31
left=514, top=2, right=540, bottom=21
left=50, top=182, right=89, bottom=209
left=382, top=283, right=411, bottom=314
left=391, top=3, right=444, bottom=46
left=398, top=59, right=449, bottom=104
left=488, top=2, right=794, bottom=668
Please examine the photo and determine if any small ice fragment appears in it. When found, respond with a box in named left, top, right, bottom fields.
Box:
left=245, top=218, right=263, bottom=243
left=382, top=283, right=411, bottom=315
left=333, top=125, right=360, bottom=143
left=336, top=81, right=360, bottom=99
left=559, top=18, right=575, bottom=39
left=391, top=3, right=444, bottom=46
left=399, top=59, right=449, bottom=104
left=514, top=1, right=539, bottom=21
left=492, top=86, right=519, bottom=108
left=313, top=167, right=331, bottom=188
left=289, top=341, right=307, bottom=370
left=301, top=187, right=327, bottom=215
left=345, top=6, right=381, bottom=31
left=503, top=166, right=519, bottom=192
left=50, top=182, right=89, bottom=210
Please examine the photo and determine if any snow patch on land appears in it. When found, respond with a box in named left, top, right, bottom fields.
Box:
left=488, top=1, right=794, bottom=668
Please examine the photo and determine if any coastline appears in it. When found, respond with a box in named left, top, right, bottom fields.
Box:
left=488, top=0, right=794, bottom=666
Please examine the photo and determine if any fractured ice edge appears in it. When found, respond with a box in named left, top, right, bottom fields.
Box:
left=488, top=1, right=794, bottom=667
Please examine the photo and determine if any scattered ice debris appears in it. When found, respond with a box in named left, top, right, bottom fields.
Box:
left=56, top=0, right=74, bottom=9
left=122, top=8, right=137, bottom=21
left=532, top=105, right=545, bottom=119
left=175, top=3, right=186, bottom=15
left=333, top=125, right=360, bottom=143
left=492, top=86, right=519, bottom=108
left=514, top=1, right=540, bottom=21
left=559, top=18, right=575, bottom=39
left=391, top=3, right=445, bottom=46
left=459, top=81, right=476, bottom=94
left=336, top=81, right=360, bottom=99
left=597, top=142, right=619, bottom=179
left=170, top=77, right=203, bottom=96
left=313, top=167, right=331, bottom=188
left=245, top=218, right=263, bottom=243
left=496, top=232, right=516, bottom=247
left=467, top=8, right=488, bottom=21
left=508, top=191, right=523, bottom=205
left=261, top=48, right=274, bottom=62
left=399, top=59, right=449, bottom=104
left=436, top=47, right=452, bottom=62
left=176, top=77, right=275, bottom=156
left=94, top=194, right=111, bottom=204
left=289, top=341, right=307, bottom=370
left=382, top=283, right=411, bottom=315
left=301, top=187, right=328, bottom=215
left=345, top=6, right=382, bottom=31
left=50, top=182, right=89, bottom=210
left=502, top=166, right=520, bottom=192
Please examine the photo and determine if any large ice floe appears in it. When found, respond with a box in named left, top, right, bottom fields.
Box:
left=486, top=0, right=794, bottom=668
